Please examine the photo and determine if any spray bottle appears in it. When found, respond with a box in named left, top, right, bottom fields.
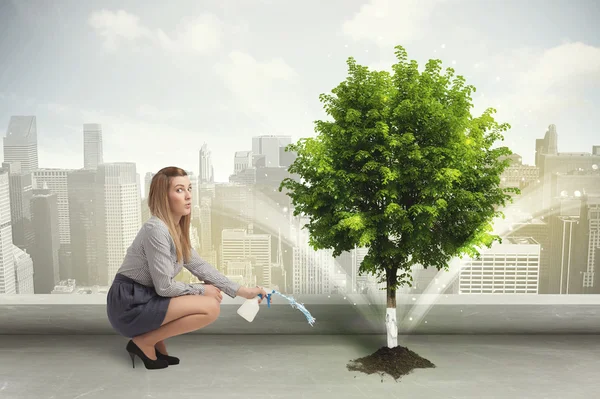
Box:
left=237, top=289, right=273, bottom=322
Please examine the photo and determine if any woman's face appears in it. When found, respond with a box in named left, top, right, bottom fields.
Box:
left=168, top=176, right=192, bottom=219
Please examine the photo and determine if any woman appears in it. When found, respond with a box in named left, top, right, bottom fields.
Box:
left=106, top=166, right=268, bottom=370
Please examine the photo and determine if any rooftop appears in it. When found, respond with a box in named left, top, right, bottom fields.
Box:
left=1, top=334, right=598, bottom=398
left=2, top=295, right=600, bottom=397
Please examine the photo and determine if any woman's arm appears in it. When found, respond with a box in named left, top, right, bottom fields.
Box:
left=235, top=286, right=269, bottom=300
left=183, top=248, right=242, bottom=298
left=143, top=225, right=205, bottom=297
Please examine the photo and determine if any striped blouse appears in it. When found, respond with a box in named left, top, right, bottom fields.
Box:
left=116, top=215, right=241, bottom=298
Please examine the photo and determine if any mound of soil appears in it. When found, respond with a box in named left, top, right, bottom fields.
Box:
left=347, top=345, right=435, bottom=381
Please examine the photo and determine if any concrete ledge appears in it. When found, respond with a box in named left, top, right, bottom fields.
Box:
left=1, top=294, right=600, bottom=334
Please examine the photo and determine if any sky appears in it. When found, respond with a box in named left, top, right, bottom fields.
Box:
left=0, top=0, right=599, bottom=184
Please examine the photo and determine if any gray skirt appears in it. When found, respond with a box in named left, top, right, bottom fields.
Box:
left=106, top=273, right=171, bottom=338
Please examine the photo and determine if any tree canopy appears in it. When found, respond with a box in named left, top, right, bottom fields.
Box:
left=279, top=45, right=518, bottom=302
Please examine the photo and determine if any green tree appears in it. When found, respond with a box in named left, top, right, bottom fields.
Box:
left=279, top=45, right=519, bottom=348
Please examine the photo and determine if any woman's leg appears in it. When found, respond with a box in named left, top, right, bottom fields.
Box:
left=155, top=340, right=168, bottom=355
left=132, top=295, right=220, bottom=359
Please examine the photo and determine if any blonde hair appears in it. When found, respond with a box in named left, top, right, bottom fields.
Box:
left=147, top=166, right=192, bottom=263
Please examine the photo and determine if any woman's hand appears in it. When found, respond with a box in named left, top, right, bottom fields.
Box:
left=202, top=284, right=223, bottom=303
left=239, top=286, right=270, bottom=303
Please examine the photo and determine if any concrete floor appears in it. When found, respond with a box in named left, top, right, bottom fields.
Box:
left=0, top=334, right=598, bottom=399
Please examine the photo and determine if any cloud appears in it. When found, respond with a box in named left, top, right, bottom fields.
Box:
left=520, top=42, right=600, bottom=90
left=213, top=51, right=312, bottom=135
left=363, top=41, right=600, bottom=118
left=155, top=14, right=223, bottom=54
left=475, top=42, right=600, bottom=117
left=214, top=51, right=297, bottom=109
left=88, top=10, right=223, bottom=54
left=88, top=10, right=152, bottom=51
left=462, top=41, right=600, bottom=160
left=342, top=0, right=452, bottom=47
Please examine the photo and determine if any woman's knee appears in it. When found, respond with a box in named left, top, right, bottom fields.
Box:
left=192, top=296, right=220, bottom=321
left=189, top=299, right=220, bottom=329
left=162, top=295, right=220, bottom=326
left=206, top=298, right=221, bottom=321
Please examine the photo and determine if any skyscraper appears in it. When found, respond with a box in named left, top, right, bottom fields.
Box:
left=535, top=125, right=600, bottom=211
left=234, top=151, right=253, bottom=174
left=0, top=170, right=16, bottom=294
left=585, top=196, right=600, bottom=293
left=68, top=169, right=98, bottom=286
left=199, top=143, right=214, bottom=183
left=199, top=196, right=212, bottom=254
left=221, top=229, right=271, bottom=287
left=3, top=116, right=38, bottom=175
left=83, top=123, right=103, bottom=170
left=13, top=246, right=34, bottom=294
left=144, top=172, right=154, bottom=199
left=252, top=135, right=292, bottom=168
left=32, top=169, right=74, bottom=280
left=30, top=189, right=60, bottom=294
left=457, top=237, right=540, bottom=294
left=292, top=215, right=334, bottom=295
left=1, top=162, right=34, bottom=253
left=96, top=163, right=141, bottom=285
left=32, top=169, right=72, bottom=246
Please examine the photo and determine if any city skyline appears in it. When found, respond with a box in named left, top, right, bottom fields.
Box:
left=1, top=110, right=599, bottom=296
left=0, top=0, right=599, bottom=298
left=1, top=115, right=598, bottom=194
left=0, top=0, right=599, bottom=182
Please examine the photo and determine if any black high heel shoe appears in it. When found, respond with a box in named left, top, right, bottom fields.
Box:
left=156, top=349, right=180, bottom=365
left=126, top=340, right=169, bottom=370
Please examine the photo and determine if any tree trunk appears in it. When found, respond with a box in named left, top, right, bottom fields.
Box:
left=385, top=268, right=398, bottom=348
